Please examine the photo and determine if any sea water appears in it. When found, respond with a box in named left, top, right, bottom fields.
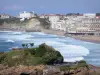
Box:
left=0, top=31, right=100, bottom=66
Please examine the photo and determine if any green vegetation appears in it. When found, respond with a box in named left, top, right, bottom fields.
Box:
left=22, top=44, right=26, bottom=48
left=30, top=43, right=34, bottom=47
left=0, top=18, right=29, bottom=25
left=22, top=43, right=34, bottom=48
left=96, top=13, right=100, bottom=16
left=77, top=60, right=89, bottom=69
left=0, top=43, right=63, bottom=67
left=37, top=17, right=50, bottom=29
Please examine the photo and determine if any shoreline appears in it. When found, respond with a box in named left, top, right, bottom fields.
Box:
left=41, top=29, right=100, bottom=44
left=0, top=29, right=100, bottom=67
left=70, top=35, right=100, bottom=44
left=0, top=29, right=100, bottom=44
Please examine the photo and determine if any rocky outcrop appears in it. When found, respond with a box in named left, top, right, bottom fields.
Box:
left=0, top=65, right=44, bottom=75
left=0, top=64, right=100, bottom=75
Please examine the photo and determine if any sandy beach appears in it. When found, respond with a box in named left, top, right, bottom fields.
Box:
left=41, top=29, right=65, bottom=36
left=41, top=29, right=100, bottom=44
left=71, top=35, right=100, bottom=43
left=42, top=29, right=100, bottom=44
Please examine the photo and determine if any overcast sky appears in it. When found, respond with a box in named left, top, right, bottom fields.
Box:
left=0, top=0, right=100, bottom=15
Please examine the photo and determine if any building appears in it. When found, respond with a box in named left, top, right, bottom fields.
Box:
left=83, top=13, right=96, bottom=18
left=39, top=14, right=49, bottom=19
left=47, top=14, right=67, bottom=31
left=18, top=11, right=36, bottom=21
left=67, top=17, right=100, bottom=35
left=0, top=14, right=11, bottom=19
left=40, top=13, right=100, bottom=35
left=51, top=20, right=67, bottom=31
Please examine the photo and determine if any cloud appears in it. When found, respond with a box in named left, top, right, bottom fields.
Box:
left=3, top=4, right=24, bottom=10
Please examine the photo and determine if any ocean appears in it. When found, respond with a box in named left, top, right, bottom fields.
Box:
left=0, top=31, right=100, bottom=66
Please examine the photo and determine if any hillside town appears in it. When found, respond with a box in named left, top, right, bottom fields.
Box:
left=40, top=13, right=100, bottom=36
left=0, top=11, right=100, bottom=36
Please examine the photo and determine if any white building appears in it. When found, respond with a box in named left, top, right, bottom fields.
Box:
left=0, top=14, right=11, bottom=19
left=67, top=17, right=100, bottom=35
left=47, top=14, right=66, bottom=30
left=18, top=11, right=36, bottom=21
left=51, top=20, right=67, bottom=31
left=49, top=14, right=60, bottom=25
left=39, top=14, right=49, bottom=19
left=83, top=13, right=96, bottom=18
left=40, top=13, right=100, bottom=35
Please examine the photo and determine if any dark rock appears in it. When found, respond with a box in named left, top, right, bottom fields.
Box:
left=20, top=72, right=30, bottom=75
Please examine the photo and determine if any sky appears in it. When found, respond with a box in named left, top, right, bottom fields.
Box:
left=0, top=0, right=100, bottom=16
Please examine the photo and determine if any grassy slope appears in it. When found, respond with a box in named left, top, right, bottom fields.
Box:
left=0, top=43, right=63, bottom=67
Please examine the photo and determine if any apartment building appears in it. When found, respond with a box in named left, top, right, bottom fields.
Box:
left=68, top=17, right=100, bottom=35
left=40, top=13, right=100, bottom=35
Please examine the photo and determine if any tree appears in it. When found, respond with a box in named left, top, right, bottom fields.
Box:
left=30, top=43, right=34, bottom=48
left=96, top=13, right=100, bottom=16
left=22, top=44, right=25, bottom=48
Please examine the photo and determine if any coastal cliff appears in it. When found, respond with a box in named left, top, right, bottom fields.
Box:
left=0, top=17, right=50, bottom=31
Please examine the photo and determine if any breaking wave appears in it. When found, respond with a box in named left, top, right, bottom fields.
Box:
left=9, top=46, right=19, bottom=49
left=5, top=39, right=15, bottom=43
left=33, top=32, right=46, bottom=35
left=33, top=41, right=89, bottom=62
left=11, top=32, right=22, bottom=35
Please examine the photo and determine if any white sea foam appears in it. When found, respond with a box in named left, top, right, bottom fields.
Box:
left=33, top=32, right=46, bottom=35
left=42, top=41, right=90, bottom=62
left=11, top=32, right=22, bottom=35
left=6, top=40, right=15, bottom=43
left=9, top=46, right=19, bottom=49
left=5, top=34, right=33, bottom=41
left=64, top=57, right=84, bottom=62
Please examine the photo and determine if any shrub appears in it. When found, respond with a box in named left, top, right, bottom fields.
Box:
left=0, top=53, right=7, bottom=64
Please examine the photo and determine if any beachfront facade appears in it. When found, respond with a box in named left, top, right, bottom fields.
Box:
left=40, top=13, right=100, bottom=35
left=67, top=17, right=100, bottom=35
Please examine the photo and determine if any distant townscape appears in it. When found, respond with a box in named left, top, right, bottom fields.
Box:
left=0, top=11, right=100, bottom=35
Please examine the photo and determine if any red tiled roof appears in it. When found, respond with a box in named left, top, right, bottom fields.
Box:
left=40, top=14, right=65, bottom=16
left=96, top=16, right=100, bottom=19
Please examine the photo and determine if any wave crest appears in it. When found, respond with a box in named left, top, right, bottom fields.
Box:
left=5, top=40, right=15, bottom=43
